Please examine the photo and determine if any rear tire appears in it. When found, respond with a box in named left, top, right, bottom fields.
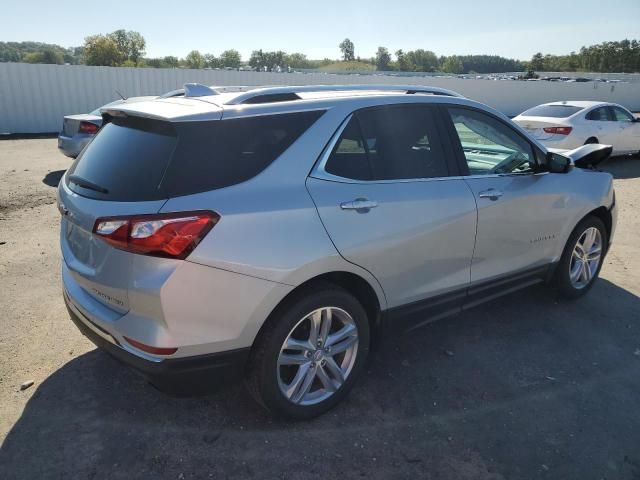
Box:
left=585, top=137, right=599, bottom=145
left=553, top=216, right=607, bottom=299
left=246, top=284, right=370, bottom=419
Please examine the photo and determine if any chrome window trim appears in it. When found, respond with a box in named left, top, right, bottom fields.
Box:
left=310, top=112, right=546, bottom=185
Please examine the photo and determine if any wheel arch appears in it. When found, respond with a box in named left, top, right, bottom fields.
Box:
left=585, top=206, right=612, bottom=249
left=252, top=271, right=384, bottom=351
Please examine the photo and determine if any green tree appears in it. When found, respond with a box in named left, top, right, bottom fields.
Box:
left=395, top=49, right=408, bottom=71
left=339, top=38, right=355, bottom=61
left=441, top=56, right=464, bottom=74
left=249, top=50, right=286, bottom=71
left=163, top=56, right=179, bottom=68
left=204, top=53, right=220, bottom=68
left=375, top=46, right=391, bottom=70
left=23, top=47, right=64, bottom=64
left=529, top=52, right=544, bottom=71
left=107, top=30, right=146, bottom=65
left=220, top=49, right=241, bottom=68
left=83, top=35, right=121, bottom=66
left=184, top=50, right=205, bottom=69
left=285, top=52, right=310, bottom=69
left=404, top=49, right=438, bottom=71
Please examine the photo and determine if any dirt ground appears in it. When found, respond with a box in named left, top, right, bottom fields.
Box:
left=0, top=139, right=639, bottom=480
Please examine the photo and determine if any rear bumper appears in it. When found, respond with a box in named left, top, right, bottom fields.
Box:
left=57, top=134, right=91, bottom=158
left=64, top=290, right=250, bottom=395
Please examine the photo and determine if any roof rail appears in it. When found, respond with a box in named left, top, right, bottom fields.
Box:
left=224, top=84, right=463, bottom=105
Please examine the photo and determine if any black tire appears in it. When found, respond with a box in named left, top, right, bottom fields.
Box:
left=553, top=215, right=607, bottom=299
left=245, top=284, right=370, bottom=419
left=585, top=137, right=599, bottom=145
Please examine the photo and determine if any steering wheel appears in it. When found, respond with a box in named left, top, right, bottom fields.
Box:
left=490, top=152, right=529, bottom=174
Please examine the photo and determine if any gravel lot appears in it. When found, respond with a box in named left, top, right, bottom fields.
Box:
left=0, top=139, right=639, bottom=480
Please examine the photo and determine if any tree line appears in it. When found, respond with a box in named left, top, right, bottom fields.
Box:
left=528, top=40, right=640, bottom=73
left=1, top=33, right=638, bottom=74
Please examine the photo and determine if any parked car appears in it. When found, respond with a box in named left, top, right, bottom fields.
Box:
left=58, top=96, right=156, bottom=158
left=58, top=84, right=616, bottom=419
left=513, top=101, right=640, bottom=155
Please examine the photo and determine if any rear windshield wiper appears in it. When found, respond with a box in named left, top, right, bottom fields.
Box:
left=68, top=174, right=109, bottom=194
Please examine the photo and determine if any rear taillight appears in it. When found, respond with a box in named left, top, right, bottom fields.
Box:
left=78, top=121, right=99, bottom=134
left=93, top=211, right=219, bottom=259
left=543, top=126, right=573, bottom=135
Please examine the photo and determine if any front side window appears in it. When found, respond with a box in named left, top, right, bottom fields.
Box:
left=586, top=107, right=611, bottom=121
left=325, top=105, right=449, bottom=181
left=611, top=106, right=634, bottom=122
left=447, top=107, right=535, bottom=175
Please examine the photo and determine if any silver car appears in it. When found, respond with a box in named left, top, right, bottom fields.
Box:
left=58, top=84, right=617, bottom=419
left=58, top=97, right=156, bottom=158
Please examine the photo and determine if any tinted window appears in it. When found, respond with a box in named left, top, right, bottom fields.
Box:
left=448, top=107, right=535, bottom=175
left=586, top=107, right=611, bottom=121
left=325, top=105, right=449, bottom=181
left=521, top=105, right=583, bottom=118
left=611, top=106, right=634, bottom=122
left=67, top=111, right=324, bottom=201
left=67, top=117, right=177, bottom=201
left=163, top=111, right=324, bottom=196
left=326, top=117, right=371, bottom=180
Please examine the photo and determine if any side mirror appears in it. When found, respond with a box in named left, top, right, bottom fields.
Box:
left=546, top=152, right=571, bottom=173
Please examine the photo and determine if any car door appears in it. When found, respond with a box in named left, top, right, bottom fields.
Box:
left=608, top=106, right=640, bottom=153
left=443, top=106, right=571, bottom=284
left=306, top=104, right=478, bottom=309
left=585, top=107, right=618, bottom=149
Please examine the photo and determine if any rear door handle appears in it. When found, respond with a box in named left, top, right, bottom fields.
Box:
left=340, top=198, right=378, bottom=211
left=478, top=189, right=504, bottom=200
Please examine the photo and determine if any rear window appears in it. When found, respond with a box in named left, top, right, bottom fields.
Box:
left=520, top=105, right=583, bottom=118
left=66, top=110, right=324, bottom=201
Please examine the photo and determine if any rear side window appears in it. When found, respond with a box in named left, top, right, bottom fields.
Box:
left=586, top=107, right=611, bottom=121
left=521, top=105, right=583, bottom=118
left=67, top=111, right=324, bottom=201
left=162, top=111, right=323, bottom=196
left=325, top=105, right=449, bottom=181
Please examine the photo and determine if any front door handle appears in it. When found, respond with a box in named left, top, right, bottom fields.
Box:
left=340, top=198, right=378, bottom=211
left=478, top=189, right=504, bottom=200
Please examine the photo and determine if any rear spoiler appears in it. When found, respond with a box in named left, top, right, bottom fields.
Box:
left=548, top=144, right=613, bottom=169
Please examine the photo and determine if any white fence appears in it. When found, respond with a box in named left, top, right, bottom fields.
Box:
left=1, top=63, right=639, bottom=134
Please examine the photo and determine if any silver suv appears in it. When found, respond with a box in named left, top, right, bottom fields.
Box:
left=58, top=84, right=617, bottom=419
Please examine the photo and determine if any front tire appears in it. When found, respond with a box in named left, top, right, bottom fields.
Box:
left=554, top=216, right=606, bottom=298
left=246, top=285, right=370, bottom=419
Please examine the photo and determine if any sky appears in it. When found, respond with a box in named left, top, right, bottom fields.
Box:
left=3, top=0, right=639, bottom=61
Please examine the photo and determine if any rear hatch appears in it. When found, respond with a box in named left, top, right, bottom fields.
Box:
left=59, top=115, right=180, bottom=312
left=59, top=103, right=323, bottom=314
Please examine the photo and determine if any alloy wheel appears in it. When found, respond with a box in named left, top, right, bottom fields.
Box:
left=569, top=226, right=602, bottom=289
left=277, top=307, right=359, bottom=406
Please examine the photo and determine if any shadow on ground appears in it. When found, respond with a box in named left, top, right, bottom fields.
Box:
left=42, top=170, right=66, bottom=188
left=601, top=154, right=640, bottom=179
left=2, top=280, right=640, bottom=480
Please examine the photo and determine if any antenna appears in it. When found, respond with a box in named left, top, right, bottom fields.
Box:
left=115, top=89, right=127, bottom=100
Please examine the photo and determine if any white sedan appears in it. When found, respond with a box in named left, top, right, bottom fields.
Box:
left=513, top=101, right=640, bottom=156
